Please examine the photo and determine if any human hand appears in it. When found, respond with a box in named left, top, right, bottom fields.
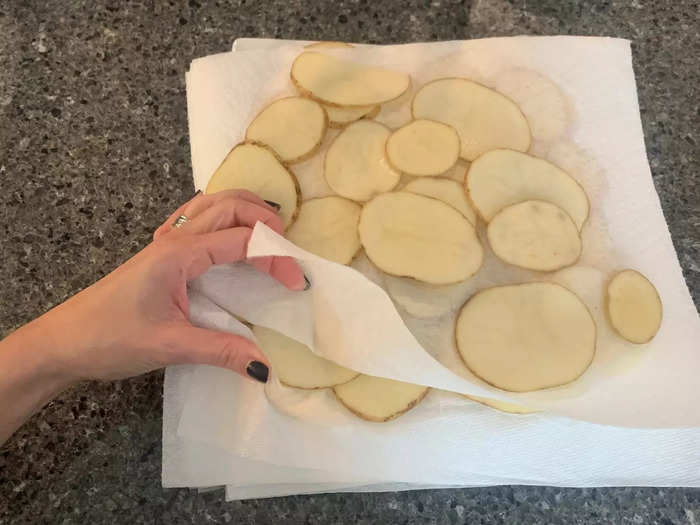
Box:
left=24, top=189, right=305, bottom=385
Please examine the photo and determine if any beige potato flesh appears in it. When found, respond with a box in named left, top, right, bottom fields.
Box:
left=333, top=374, right=429, bottom=422
left=456, top=282, right=596, bottom=392
left=607, top=270, right=662, bottom=343
left=205, top=142, right=299, bottom=227
left=465, top=395, right=538, bottom=414
left=245, top=97, right=327, bottom=163
left=325, top=120, right=400, bottom=201
left=403, top=177, right=477, bottom=225
left=467, top=149, right=589, bottom=230
left=324, top=104, right=379, bottom=128
left=359, top=192, right=483, bottom=284
left=412, top=78, right=531, bottom=161
left=487, top=200, right=582, bottom=271
left=291, top=52, right=410, bottom=106
left=286, top=196, right=362, bottom=264
left=386, top=119, right=460, bottom=176
left=253, top=326, right=358, bottom=389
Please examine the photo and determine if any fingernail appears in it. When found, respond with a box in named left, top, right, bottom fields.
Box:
left=246, top=361, right=269, bottom=383
left=303, top=274, right=311, bottom=291
left=264, top=200, right=281, bottom=212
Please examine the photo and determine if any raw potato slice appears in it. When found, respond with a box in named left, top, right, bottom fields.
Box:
left=286, top=196, right=362, bottom=264
left=291, top=52, right=410, bottom=106
left=607, top=270, right=662, bottom=343
left=245, top=97, right=327, bottom=163
left=403, top=178, right=477, bottom=225
left=465, top=395, right=538, bottom=415
left=324, top=104, right=379, bottom=128
left=359, top=192, right=483, bottom=284
left=205, top=142, right=300, bottom=227
left=467, top=149, right=589, bottom=230
left=412, top=78, right=531, bottom=161
left=253, top=326, right=358, bottom=389
left=333, top=374, right=429, bottom=422
left=324, top=120, right=400, bottom=201
left=456, top=282, right=596, bottom=392
left=386, top=119, right=460, bottom=176
left=487, top=200, right=581, bottom=271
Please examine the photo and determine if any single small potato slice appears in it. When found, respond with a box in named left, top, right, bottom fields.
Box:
left=324, top=120, right=400, bottom=201
left=465, top=394, right=538, bottom=415
left=467, top=149, right=589, bottom=230
left=291, top=52, right=411, bottom=107
left=403, top=177, right=477, bottom=225
left=324, top=104, right=380, bottom=128
left=205, top=142, right=300, bottom=227
left=253, top=326, right=358, bottom=389
left=245, top=97, right=327, bottom=163
left=386, top=119, right=460, bottom=176
left=333, top=374, right=429, bottom=422
left=487, top=200, right=582, bottom=271
left=359, top=192, right=483, bottom=284
left=286, top=196, right=362, bottom=264
left=607, top=270, right=662, bottom=343
left=412, top=78, right=531, bottom=161
left=456, top=282, right=596, bottom=392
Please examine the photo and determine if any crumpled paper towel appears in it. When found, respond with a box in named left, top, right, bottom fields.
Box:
left=163, top=37, right=700, bottom=498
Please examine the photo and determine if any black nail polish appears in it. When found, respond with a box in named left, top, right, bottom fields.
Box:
left=304, top=274, right=311, bottom=291
left=194, top=189, right=202, bottom=197
left=246, top=361, right=269, bottom=383
left=264, top=200, right=281, bottom=212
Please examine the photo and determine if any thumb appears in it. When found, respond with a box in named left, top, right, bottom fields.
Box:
left=161, top=324, right=270, bottom=383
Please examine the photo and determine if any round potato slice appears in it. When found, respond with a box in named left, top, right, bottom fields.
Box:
left=324, top=120, right=400, bottom=201
left=291, top=52, right=411, bottom=107
left=324, top=104, right=379, bottom=128
left=205, top=142, right=300, bottom=227
left=487, top=200, right=582, bottom=271
left=286, top=196, right=362, bottom=264
left=359, top=192, right=483, bottom=284
left=253, top=326, right=358, bottom=389
left=412, top=78, right=531, bottom=161
left=245, top=97, right=327, bottom=163
left=333, top=374, right=429, bottom=422
left=386, top=119, right=460, bottom=176
left=607, top=270, right=662, bottom=344
left=456, top=282, right=596, bottom=392
left=403, top=177, right=477, bottom=225
left=465, top=394, right=538, bottom=415
left=467, top=149, right=589, bottom=230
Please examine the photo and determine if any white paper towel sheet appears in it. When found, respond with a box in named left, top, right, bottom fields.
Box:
left=163, top=37, right=700, bottom=498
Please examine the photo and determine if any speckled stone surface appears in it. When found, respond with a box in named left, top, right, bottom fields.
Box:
left=0, top=1, right=698, bottom=523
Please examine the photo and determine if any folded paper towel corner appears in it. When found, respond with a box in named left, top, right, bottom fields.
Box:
left=164, top=37, right=700, bottom=498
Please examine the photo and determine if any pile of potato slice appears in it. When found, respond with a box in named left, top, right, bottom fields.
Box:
left=205, top=45, right=663, bottom=422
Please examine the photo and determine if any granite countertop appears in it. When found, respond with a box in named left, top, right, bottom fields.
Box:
left=1, top=1, right=698, bottom=523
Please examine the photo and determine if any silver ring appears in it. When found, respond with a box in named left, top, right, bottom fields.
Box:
left=173, top=215, right=189, bottom=228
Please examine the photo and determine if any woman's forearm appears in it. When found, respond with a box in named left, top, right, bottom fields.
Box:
left=0, top=315, right=76, bottom=445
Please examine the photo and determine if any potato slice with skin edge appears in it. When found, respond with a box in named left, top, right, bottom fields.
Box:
left=607, top=270, right=663, bottom=344
left=324, top=120, right=400, bottom=202
left=205, top=142, right=300, bottom=227
left=467, top=149, right=590, bottom=231
left=456, top=282, right=596, bottom=392
left=412, top=78, right=531, bottom=161
left=464, top=394, right=538, bottom=415
left=253, top=326, right=358, bottom=389
left=386, top=119, right=460, bottom=176
left=325, top=104, right=380, bottom=128
left=333, top=374, right=429, bottom=422
left=245, top=96, right=327, bottom=164
left=359, top=192, right=483, bottom=284
left=403, top=177, right=477, bottom=225
left=286, top=196, right=362, bottom=264
left=487, top=200, right=582, bottom=271
left=291, top=52, right=411, bottom=107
